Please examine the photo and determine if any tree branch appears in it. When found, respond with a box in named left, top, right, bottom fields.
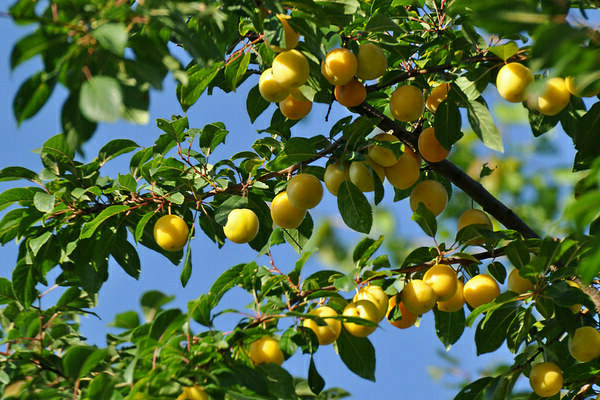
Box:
left=356, top=102, right=541, bottom=239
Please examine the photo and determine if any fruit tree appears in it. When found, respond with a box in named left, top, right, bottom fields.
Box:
left=3, top=0, right=600, bottom=399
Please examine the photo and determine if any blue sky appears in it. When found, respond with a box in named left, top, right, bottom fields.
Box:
left=0, top=12, right=580, bottom=399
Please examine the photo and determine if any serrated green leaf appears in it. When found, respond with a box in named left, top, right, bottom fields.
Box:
left=80, top=76, right=123, bottom=123
left=466, top=98, right=503, bottom=152
left=13, top=72, right=55, bottom=124
left=91, top=23, right=127, bottom=56
left=337, top=181, right=372, bottom=234
left=178, top=62, right=223, bottom=112
left=433, top=307, right=465, bottom=350
left=336, top=328, right=376, bottom=381
left=80, top=205, right=130, bottom=239
left=33, top=192, right=54, bottom=213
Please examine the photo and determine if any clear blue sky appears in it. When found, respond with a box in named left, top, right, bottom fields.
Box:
left=0, top=13, right=577, bottom=399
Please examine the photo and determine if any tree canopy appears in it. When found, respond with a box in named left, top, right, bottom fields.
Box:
left=3, top=0, right=600, bottom=399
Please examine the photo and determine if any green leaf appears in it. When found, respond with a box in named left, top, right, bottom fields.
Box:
left=282, top=212, right=313, bottom=253
left=434, top=100, right=463, bottom=150
left=33, top=192, right=54, bottom=213
left=62, top=346, right=107, bottom=379
left=110, top=240, right=141, bottom=279
left=141, top=291, right=174, bottom=322
left=574, top=102, right=600, bottom=170
left=149, top=309, right=185, bottom=340
left=80, top=205, right=131, bottom=239
left=98, top=139, right=140, bottom=164
left=79, top=76, right=124, bottom=123
left=208, top=263, right=245, bottom=303
left=62, top=94, right=97, bottom=151
left=224, top=52, right=251, bottom=91
left=352, top=236, right=384, bottom=266
left=199, top=122, right=229, bottom=156
left=453, top=377, right=494, bottom=400
left=266, top=137, right=317, bottom=171
left=177, top=62, right=223, bottom=112
left=108, top=310, right=140, bottom=330
left=487, top=262, right=507, bottom=285
left=506, top=307, right=535, bottom=353
left=12, top=262, right=37, bottom=307
left=433, top=307, right=465, bottom=350
left=87, top=373, right=116, bottom=400
left=13, top=72, right=55, bottom=124
left=466, top=98, right=503, bottom=152
left=0, top=166, right=41, bottom=184
left=10, top=30, right=52, bottom=69
left=0, top=187, right=42, bottom=211
left=528, top=108, right=560, bottom=137
left=333, top=274, right=356, bottom=292
left=337, top=181, right=373, bottom=234
left=0, top=278, right=16, bottom=305
left=336, top=328, right=375, bottom=381
left=411, top=202, right=437, bottom=237
left=474, top=304, right=518, bottom=355
left=91, top=23, right=127, bottom=56
left=308, top=356, right=325, bottom=395
left=489, top=42, right=519, bottom=60
left=134, top=211, right=154, bottom=243
left=180, top=245, right=192, bottom=287
left=505, top=240, right=530, bottom=269
left=247, top=85, right=271, bottom=124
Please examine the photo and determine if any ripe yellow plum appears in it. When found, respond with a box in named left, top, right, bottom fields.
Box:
left=342, top=300, right=379, bottom=337
left=401, top=279, right=436, bottom=315
left=387, top=295, right=418, bottom=329
left=303, top=306, right=342, bottom=345
left=368, top=133, right=400, bottom=167
left=259, top=68, right=289, bottom=103
left=568, top=326, right=600, bottom=362
left=177, top=385, right=208, bottom=400
left=324, top=162, right=349, bottom=196
left=409, top=180, right=448, bottom=217
left=536, top=77, right=571, bottom=116
left=322, top=48, right=358, bottom=86
left=334, top=79, right=366, bottom=107
left=426, top=83, right=450, bottom=113
left=272, top=50, right=310, bottom=88
left=418, top=127, right=450, bottom=163
left=153, top=215, right=189, bottom=252
left=286, top=173, right=323, bottom=209
left=463, top=274, right=500, bottom=309
left=385, top=152, right=421, bottom=190
left=349, top=158, right=385, bottom=192
left=270, top=191, right=306, bottom=229
left=353, top=285, right=389, bottom=322
left=266, top=14, right=299, bottom=52
left=529, top=362, right=563, bottom=397
left=249, top=336, right=284, bottom=366
left=389, top=85, right=425, bottom=122
left=223, top=209, right=259, bottom=244
left=423, top=264, right=458, bottom=302
left=356, top=42, right=387, bottom=81
left=565, top=76, right=600, bottom=97
left=457, top=209, right=493, bottom=232
left=507, top=268, right=534, bottom=294
left=437, top=279, right=465, bottom=312
left=496, top=62, right=534, bottom=103
left=279, top=95, right=312, bottom=120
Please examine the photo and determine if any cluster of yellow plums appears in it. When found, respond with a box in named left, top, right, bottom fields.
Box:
left=496, top=62, right=598, bottom=116
left=256, top=13, right=456, bottom=130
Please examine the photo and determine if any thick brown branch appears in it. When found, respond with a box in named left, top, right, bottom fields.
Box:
left=356, top=102, right=540, bottom=239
